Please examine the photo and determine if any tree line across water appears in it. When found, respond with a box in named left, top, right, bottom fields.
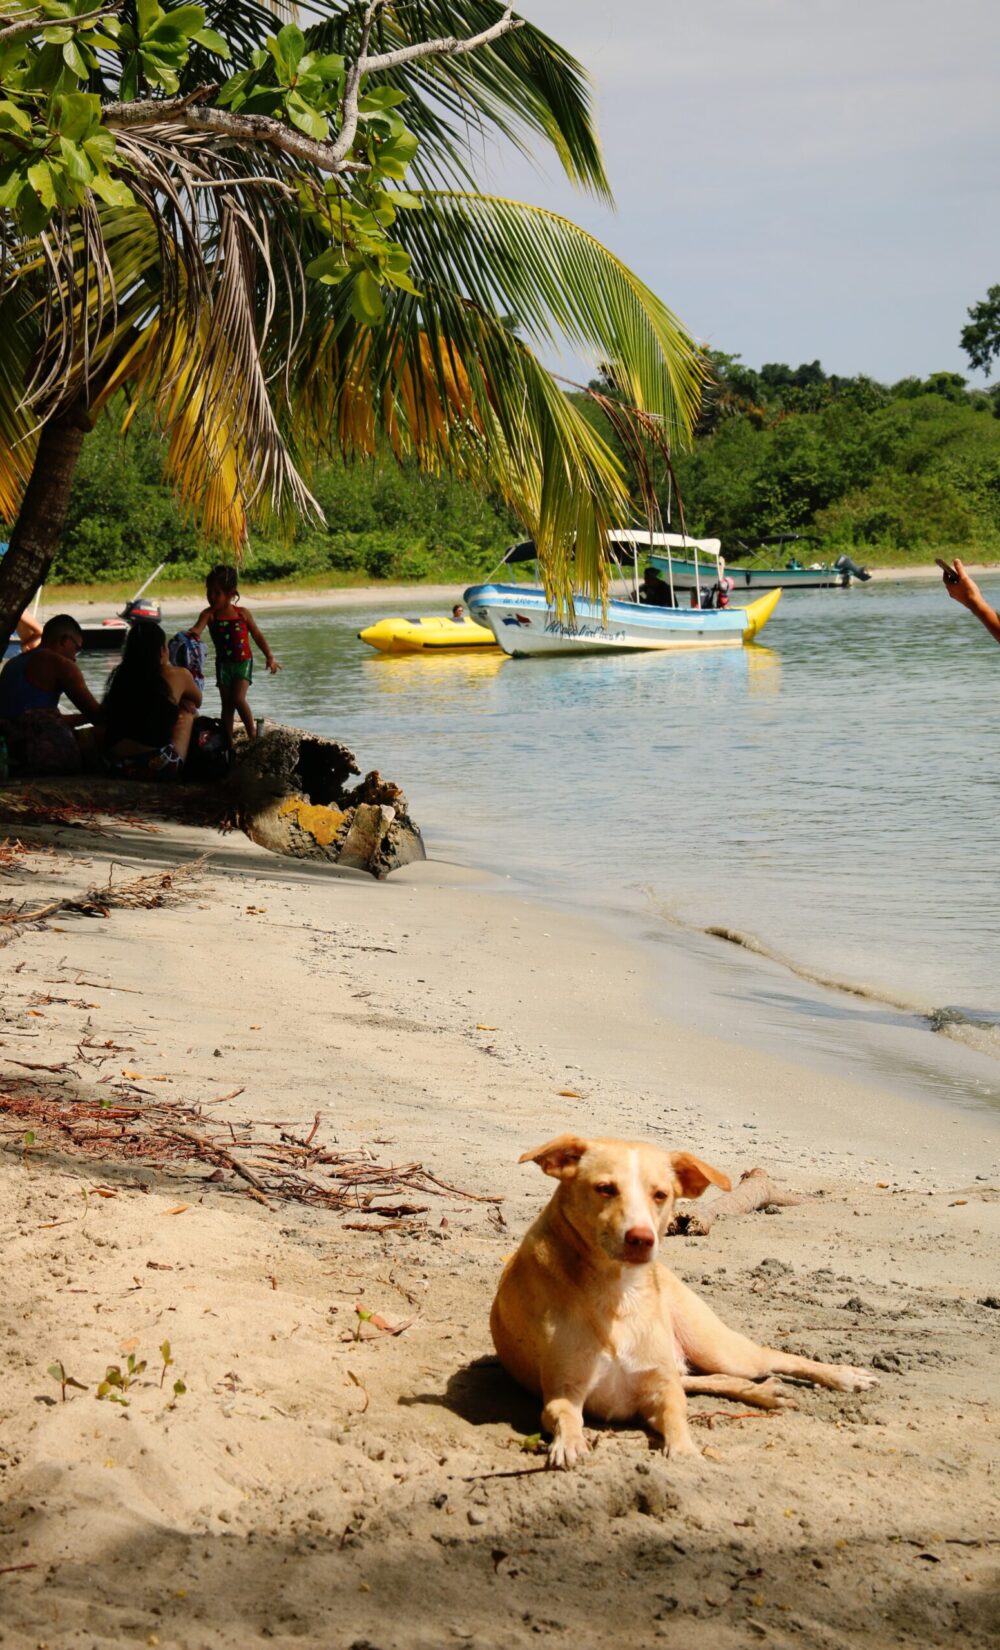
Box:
left=577, top=355, right=1000, bottom=566
left=31, top=357, right=1000, bottom=589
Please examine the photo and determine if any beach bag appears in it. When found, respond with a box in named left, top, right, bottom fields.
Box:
left=185, top=715, right=232, bottom=782
left=168, top=630, right=206, bottom=689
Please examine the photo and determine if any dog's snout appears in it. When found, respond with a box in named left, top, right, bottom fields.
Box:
left=624, top=1225, right=656, bottom=1255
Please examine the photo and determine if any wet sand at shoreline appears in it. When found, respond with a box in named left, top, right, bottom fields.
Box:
left=1, top=821, right=998, bottom=1648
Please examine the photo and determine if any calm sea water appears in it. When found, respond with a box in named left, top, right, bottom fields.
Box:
left=246, top=578, right=999, bottom=1015
left=86, top=577, right=1000, bottom=1100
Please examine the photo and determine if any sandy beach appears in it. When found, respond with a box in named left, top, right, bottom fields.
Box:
left=1, top=815, right=998, bottom=1650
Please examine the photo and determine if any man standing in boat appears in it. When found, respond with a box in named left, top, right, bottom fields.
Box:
left=941, top=558, right=1000, bottom=645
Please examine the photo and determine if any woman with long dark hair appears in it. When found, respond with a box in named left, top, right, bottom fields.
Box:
left=103, top=622, right=201, bottom=780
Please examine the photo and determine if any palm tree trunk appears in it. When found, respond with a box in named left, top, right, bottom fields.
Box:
left=0, top=404, right=90, bottom=654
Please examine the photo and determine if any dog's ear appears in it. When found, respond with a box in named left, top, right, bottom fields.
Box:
left=670, top=1152, right=731, bottom=1200
left=518, top=1134, right=589, bottom=1179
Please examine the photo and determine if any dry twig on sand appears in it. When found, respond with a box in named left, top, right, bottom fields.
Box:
left=667, top=1166, right=807, bottom=1237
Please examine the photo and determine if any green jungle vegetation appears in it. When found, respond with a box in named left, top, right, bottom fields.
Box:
left=575, top=355, right=1000, bottom=567
left=15, top=358, right=1000, bottom=590
left=36, top=404, right=521, bottom=590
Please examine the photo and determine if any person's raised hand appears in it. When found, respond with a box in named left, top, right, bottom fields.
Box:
left=947, top=557, right=981, bottom=609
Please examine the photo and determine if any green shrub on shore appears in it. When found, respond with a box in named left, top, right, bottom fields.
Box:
left=20, top=408, right=519, bottom=587
left=579, top=362, right=1000, bottom=566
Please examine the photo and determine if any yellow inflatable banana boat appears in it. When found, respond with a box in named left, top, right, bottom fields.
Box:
left=359, top=614, right=498, bottom=654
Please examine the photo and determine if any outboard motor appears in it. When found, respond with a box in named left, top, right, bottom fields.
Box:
left=122, top=596, right=162, bottom=624
left=833, top=554, right=872, bottom=583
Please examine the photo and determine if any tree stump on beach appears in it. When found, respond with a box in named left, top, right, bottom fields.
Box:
left=0, top=722, right=425, bottom=879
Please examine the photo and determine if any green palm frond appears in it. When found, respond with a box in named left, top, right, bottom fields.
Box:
left=285, top=277, right=659, bottom=600
left=279, top=189, right=704, bottom=597
left=0, top=283, right=40, bottom=521
left=286, top=1, right=611, bottom=199
left=4, top=138, right=321, bottom=533
left=396, top=191, right=704, bottom=434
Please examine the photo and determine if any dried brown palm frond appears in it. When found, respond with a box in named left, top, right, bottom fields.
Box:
left=1, top=126, right=324, bottom=534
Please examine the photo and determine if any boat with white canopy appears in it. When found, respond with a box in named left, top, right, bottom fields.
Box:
left=464, top=538, right=781, bottom=659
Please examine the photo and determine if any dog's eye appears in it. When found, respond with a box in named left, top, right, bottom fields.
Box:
left=651, top=1189, right=669, bottom=1204
left=593, top=1182, right=618, bottom=1198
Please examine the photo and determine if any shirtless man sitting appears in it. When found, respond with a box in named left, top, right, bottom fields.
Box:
left=0, top=613, right=102, bottom=726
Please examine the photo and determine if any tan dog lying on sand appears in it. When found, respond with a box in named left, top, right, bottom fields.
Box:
left=490, top=1134, right=878, bottom=1469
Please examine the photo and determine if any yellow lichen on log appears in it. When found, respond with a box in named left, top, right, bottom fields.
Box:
left=277, top=797, right=348, bottom=847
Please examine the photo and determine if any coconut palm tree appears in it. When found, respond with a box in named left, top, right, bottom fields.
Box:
left=0, top=1, right=703, bottom=650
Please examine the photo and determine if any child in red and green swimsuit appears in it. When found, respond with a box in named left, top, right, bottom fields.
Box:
left=188, top=565, right=280, bottom=742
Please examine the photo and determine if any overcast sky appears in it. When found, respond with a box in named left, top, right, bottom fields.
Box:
left=483, top=0, right=1000, bottom=384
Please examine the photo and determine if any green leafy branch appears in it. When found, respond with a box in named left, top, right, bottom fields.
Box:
left=0, top=0, right=521, bottom=312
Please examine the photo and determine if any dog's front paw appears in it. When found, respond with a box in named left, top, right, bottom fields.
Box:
left=662, top=1435, right=702, bottom=1463
left=833, top=1365, right=879, bottom=1392
left=546, top=1431, right=589, bottom=1471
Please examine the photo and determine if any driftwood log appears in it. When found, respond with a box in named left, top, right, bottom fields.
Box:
left=0, top=722, right=425, bottom=879
left=668, top=1166, right=806, bottom=1237
left=228, top=723, right=425, bottom=875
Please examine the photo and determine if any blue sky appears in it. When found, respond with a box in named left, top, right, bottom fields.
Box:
left=483, top=0, right=1000, bottom=385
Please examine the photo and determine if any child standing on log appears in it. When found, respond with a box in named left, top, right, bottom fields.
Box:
left=189, top=565, right=280, bottom=743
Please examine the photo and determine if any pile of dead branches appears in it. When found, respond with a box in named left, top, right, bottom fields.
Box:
left=1, top=837, right=28, bottom=872
left=0, top=1085, right=499, bottom=1225
left=0, top=836, right=58, bottom=876
left=0, top=857, right=207, bottom=932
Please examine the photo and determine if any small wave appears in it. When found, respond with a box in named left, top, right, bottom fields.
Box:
left=642, top=894, right=1000, bottom=1065
left=701, top=924, right=925, bottom=1013
left=927, top=1007, right=1000, bottom=1061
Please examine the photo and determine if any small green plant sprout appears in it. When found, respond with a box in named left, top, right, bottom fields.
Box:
left=48, top=1361, right=87, bottom=1402
left=519, top=1432, right=546, bottom=1456
left=159, top=1342, right=186, bottom=1406
left=22, top=1130, right=35, bottom=1160
left=353, top=1305, right=374, bottom=1342
left=96, top=1352, right=147, bottom=1405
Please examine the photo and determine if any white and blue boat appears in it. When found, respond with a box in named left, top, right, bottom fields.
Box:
left=464, top=538, right=781, bottom=659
